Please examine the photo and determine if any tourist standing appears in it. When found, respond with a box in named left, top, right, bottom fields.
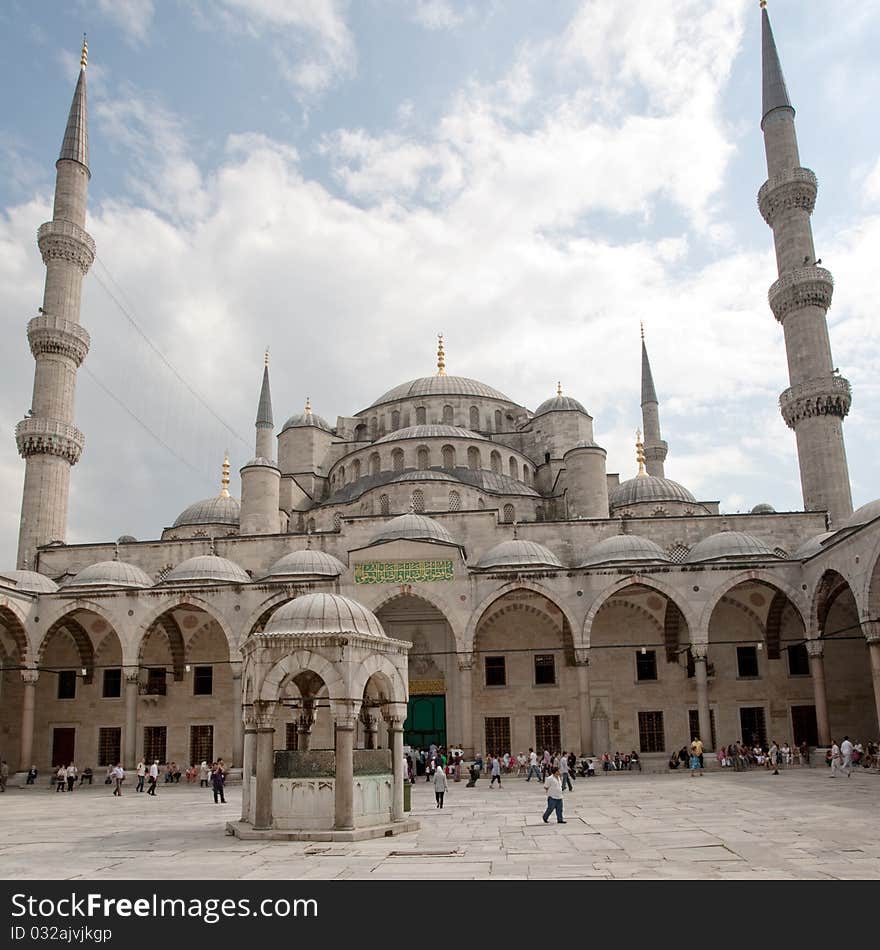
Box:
left=829, top=740, right=841, bottom=778
left=211, top=763, right=226, bottom=804
left=136, top=759, right=146, bottom=792
left=542, top=767, right=565, bottom=824
left=147, top=760, right=159, bottom=795
left=691, top=737, right=704, bottom=769
left=433, top=761, right=448, bottom=808
left=490, top=755, right=502, bottom=788
left=55, top=765, right=67, bottom=792
left=769, top=740, right=780, bottom=775
left=840, top=736, right=854, bottom=777
left=26, top=766, right=38, bottom=785
left=199, top=761, right=209, bottom=788
left=112, top=763, right=125, bottom=796
left=66, top=763, right=77, bottom=791
left=559, top=752, right=573, bottom=791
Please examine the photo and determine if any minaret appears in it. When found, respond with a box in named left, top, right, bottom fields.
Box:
left=639, top=324, right=667, bottom=478
left=758, top=3, right=852, bottom=526
left=15, top=38, right=95, bottom=568
left=239, top=351, right=281, bottom=535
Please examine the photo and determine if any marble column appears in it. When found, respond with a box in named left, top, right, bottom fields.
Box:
left=123, top=670, right=139, bottom=768
left=691, top=643, right=712, bottom=749
left=806, top=639, right=831, bottom=746
left=253, top=702, right=276, bottom=830
left=574, top=650, right=592, bottom=756
left=297, top=701, right=315, bottom=751
left=863, top=622, right=880, bottom=735
left=387, top=710, right=406, bottom=822
left=334, top=717, right=356, bottom=831
left=241, top=720, right=256, bottom=823
left=457, top=653, right=474, bottom=757
left=230, top=662, right=243, bottom=768
left=18, top=669, right=38, bottom=772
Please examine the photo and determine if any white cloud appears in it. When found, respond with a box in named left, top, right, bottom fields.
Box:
left=94, top=0, right=155, bottom=44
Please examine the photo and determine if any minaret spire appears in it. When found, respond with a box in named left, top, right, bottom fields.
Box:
left=255, top=351, right=274, bottom=459
left=639, top=325, right=667, bottom=478
left=757, top=4, right=852, bottom=525
left=15, top=39, right=95, bottom=568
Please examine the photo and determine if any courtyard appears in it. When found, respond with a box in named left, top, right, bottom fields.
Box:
left=0, top=767, right=877, bottom=880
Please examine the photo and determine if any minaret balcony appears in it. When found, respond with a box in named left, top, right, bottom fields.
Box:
left=15, top=417, right=85, bottom=464
left=767, top=265, right=833, bottom=323
left=779, top=375, right=852, bottom=429
left=37, top=219, right=95, bottom=274
left=757, top=167, right=817, bottom=226
left=27, top=315, right=90, bottom=366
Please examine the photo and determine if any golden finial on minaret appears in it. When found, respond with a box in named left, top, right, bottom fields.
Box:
left=264, top=347, right=269, bottom=367
left=305, top=396, right=312, bottom=417
left=80, top=34, right=88, bottom=69
left=220, top=450, right=231, bottom=497
left=640, top=320, right=645, bottom=341
left=635, top=428, right=647, bottom=477
left=436, top=334, right=446, bottom=377
left=557, top=381, right=563, bottom=398
left=760, top=0, right=767, bottom=8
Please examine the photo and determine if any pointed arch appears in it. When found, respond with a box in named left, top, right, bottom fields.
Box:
left=352, top=654, right=407, bottom=703
left=0, top=599, right=31, bottom=666
left=259, top=650, right=347, bottom=702
left=466, top=580, right=579, bottom=653
left=134, top=595, right=236, bottom=676
left=697, top=570, right=807, bottom=639
left=37, top=613, right=96, bottom=683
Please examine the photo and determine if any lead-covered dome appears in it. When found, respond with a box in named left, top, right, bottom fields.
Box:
left=368, top=375, right=513, bottom=408
left=3, top=570, right=59, bottom=593
left=579, top=534, right=670, bottom=567
left=794, top=531, right=836, bottom=560
left=173, top=494, right=241, bottom=528
left=262, top=593, right=385, bottom=638
left=264, top=549, right=346, bottom=579
left=534, top=394, right=587, bottom=417
left=63, top=560, right=153, bottom=589
left=390, top=470, right=459, bottom=484
left=376, top=424, right=486, bottom=444
left=610, top=475, right=696, bottom=508
left=477, top=540, right=563, bottom=571
left=750, top=503, right=776, bottom=514
left=685, top=531, right=780, bottom=563
left=370, top=513, right=457, bottom=546
left=162, top=555, right=250, bottom=585
left=281, top=405, right=333, bottom=433
left=840, top=498, right=880, bottom=530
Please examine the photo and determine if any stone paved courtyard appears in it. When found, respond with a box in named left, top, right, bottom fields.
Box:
left=1, top=768, right=878, bottom=880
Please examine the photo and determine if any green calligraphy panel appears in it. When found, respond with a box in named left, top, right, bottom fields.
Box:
left=354, top=560, right=454, bottom=584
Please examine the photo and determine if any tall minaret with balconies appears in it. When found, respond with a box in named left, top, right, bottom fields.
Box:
left=758, top=3, right=852, bottom=527
left=15, top=38, right=95, bottom=568
left=640, top=324, right=667, bottom=479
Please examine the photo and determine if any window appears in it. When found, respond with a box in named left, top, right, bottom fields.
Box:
left=523, top=466, right=530, bottom=485
left=490, top=450, right=501, bottom=474
left=285, top=723, right=299, bottom=751
left=635, top=650, right=657, bottom=681
left=369, top=416, right=378, bottom=438
left=535, top=715, right=561, bottom=753
left=509, top=457, right=517, bottom=479
left=339, top=465, right=346, bottom=485
left=638, top=711, right=665, bottom=753
left=411, top=489, right=425, bottom=513
left=416, top=407, right=426, bottom=425
left=467, top=446, right=481, bottom=470
left=102, top=668, right=122, bottom=699
left=485, top=717, right=511, bottom=756
left=146, top=668, right=167, bottom=696
left=687, top=709, right=717, bottom=750
left=448, top=490, right=461, bottom=512
left=57, top=670, right=77, bottom=700
left=736, top=646, right=760, bottom=678
left=502, top=504, right=515, bottom=523
left=380, top=494, right=390, bottom=516
left=417, top=446, right=430, bottom=470
left=98, top=727, right=121, bottom=767
left=193, top=665, right=213, bottom=696
left=351, top=459, right=361, bottom=480
left=442, top=445, right=455, bottom=468
left=333, top=512, right=342, bottom=530
left=787, top=643, right=810, bottom=676
left=190, top=725, right=213, bottom=765
left=143, top=726, right=167, bottom=764
left=392, top=448, right=404, bottom=472
left=369, top=452, right=380, bottom=476
left=484, top=656, right=506, bottom=687
left=739, top=707, right=767, bottom=748
left=494, top=410, right=502, bottom=431
left=469, top=406, right=480, bottom=430
left=534, top=654, right=556, bottom=686
left=391, top=410, right=400, bottom=430
left=791, top=705, right=818, bottom=747
left=443, top=405, right=454, bottom=424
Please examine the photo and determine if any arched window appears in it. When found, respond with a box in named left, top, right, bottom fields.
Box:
left=652, top=508, right=667, bottom=517
left=402, top=411, right=411, bottom=428
left=467, top=446, right=481, bottom=470
left=369, top=452, right=380, bottom=476
left=380, top=494, right=389, bottom=516
left=478, top=498, right=485, bottom=510
left=369, top=416, right=378, bottom=439
left=307, top=518, right=316, bottom=532
left=490, top=450, right=501, bottom=474
left=523, top=465, right=530, bottom=485
left=333, top=512, right=342, bottom=530
left=442, top=445, right=456, bottom=468
left=339, top=465, right=346, bottom=484
left=391, top=448, right=404, bottom=472
left=443, top=405, right=454, bottom=424
left=417, top=446, right=430, bottom=470
left=494, top=410, right=502, bottom=431
left=351, top=459, right=361, bottom=480
left=469, top=406, right=480, bottom=430
left=503, top=504, right=515, bottom=523
left=536, top=506, right=545, bottom=522
left=448, top=490, right=461, bottom=512
left=354, top=423, right=367, bottom=441
left=391, top=410, right=400, bottom=430
left=412, top=489, right=425, bottom=513
left=416, top=406, right=426, bottom=425
left=509, top=456, right=518, bottom=479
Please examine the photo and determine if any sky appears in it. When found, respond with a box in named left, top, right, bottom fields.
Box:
left=1, top=0, right=879, bottom=566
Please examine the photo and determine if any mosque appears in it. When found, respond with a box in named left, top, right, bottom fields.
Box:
left=2, top=7, right=879, bottom=798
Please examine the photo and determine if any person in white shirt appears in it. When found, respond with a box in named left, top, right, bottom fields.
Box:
left=147, top=760, right=159, bottom=796
left=66, top=763, right=77, bottom=792
left=840, top=736, right=854, bottom=777
left=526, top=748, right=541, bottom=782
left=542, top=767, right=565, bottom=823
left=136, top=759, right=146, bottom=793
left=829, top=740, right=841, bottom=777
left=112, top=763, right=125, bottom=796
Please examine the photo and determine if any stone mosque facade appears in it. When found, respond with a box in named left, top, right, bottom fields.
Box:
left=2, top=8, right=880, bottom=784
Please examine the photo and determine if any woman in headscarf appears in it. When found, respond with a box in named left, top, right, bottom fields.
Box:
left=433, top=760, right=448, bottom=808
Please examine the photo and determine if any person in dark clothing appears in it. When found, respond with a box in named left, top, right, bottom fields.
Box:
left=211, top=764, right=226, bottom=804
left=678, top=746, right=689, bottom=769
left=26, top=766, right=38, bottom=785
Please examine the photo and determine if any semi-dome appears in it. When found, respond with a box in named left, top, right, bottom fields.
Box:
left=579, top=534, right=671, bottom=567
left=389, top=470, right=459, bottom=483
left=3, top=570, right=59, bottom=593
left=840, top=498, right=880, bottom=530
left=162, top=555, right=250, bottom=585
left=477, top=539, right=563, bottom=571
left=368, top=375, right=513, bottom=409
left=685, top=531, right=780, bottom=563
left=534, top=394, right=587, bottom=417
left=610, top=475, right=696, bottom=508
left=370, top=513, right=457, bottom=546
left=63, top=560, right=153, bottom=589
left=794, top=531, right=836, bottom=560
left=173, top=494, right=241, bottom=528
left=264, top=549, right=346, bottom=578
left=262, top=593, right=385, bottom=638
left=375, top=424, right=486, bottom=444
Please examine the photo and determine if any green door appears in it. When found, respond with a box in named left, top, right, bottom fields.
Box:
left=405, top=695, right=446, bottom=748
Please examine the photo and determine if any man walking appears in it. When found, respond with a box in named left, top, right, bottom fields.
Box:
left=542, top=766, right=566, bottom=824
left=489, top=754, right=502, bottom=788
left=147, top=760, right=159, bottom=795
left=840, top=736, right=854, bottom=777
left=136, top=759, right=146, bottom=792
left=112, top=763, right=125, bottom=796
left=829, top=740, right=841, bottom=777
left=559, top=751, right=573, bottom=791
left=526, top=748, right=541, bottom=782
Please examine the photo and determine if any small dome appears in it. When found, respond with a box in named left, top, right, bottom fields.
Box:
left=263, top=593, right=385, bottom=638
left=841, top=498, right=880, bottom=530
left=173, top=494, right=241, bottom=528
left=241, top=456, right=278, bottom=469
left=478, top=540, right=563, bottom=571
left=63, top=560, right=153, bottom=589
left=371, top=513, right=457, bottom=546
left=375, top=424, right=486, bottom=444
left=117, top=534, right=137, bottom=543
left=579, top=534, right=671, bottom=567
left=610, top=475, right=696, bottom=508
left=685, top=531, right=781, bottom=563
left=281, top=410, right=333, bottom=433
left=794, top=531, right=836, bottom=560
left=3, top=570, right=59, bottom=593
left=534, top=394, right=587, bottom=417
left=564, top=441, right=603, bottom=454
left=162, top=555, right=250, bottom=585
left=265, top=549, right=346, bottom=579
left=368, top=376, right=513, bottom=408
left=750, top=503, right=776, bottom=514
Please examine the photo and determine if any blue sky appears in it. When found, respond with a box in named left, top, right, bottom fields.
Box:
left=1, top=0, right=879, bottom=563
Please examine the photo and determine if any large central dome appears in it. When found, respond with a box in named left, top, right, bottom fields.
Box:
left=367, top=375, right=514, bottom=409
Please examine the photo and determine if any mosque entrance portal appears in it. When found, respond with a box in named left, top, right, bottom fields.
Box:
left=405, top=694, right=446, bottom=749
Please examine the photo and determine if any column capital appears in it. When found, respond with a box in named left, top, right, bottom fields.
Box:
left=457, top=651, right=475, bottom=672
left=862, top=620, right=880, bottom=644
left=573, top=648, right=591, bottom=667
left=230, top=660, right=243, bottom=680
left=690, top=643, right=709, bottom=661
left=331, top=698, right=362, bottom=729
left=252, top=699, right=277, bottom=730
left=124, top=669, right=141, bottom=685
left=805, top=639, right=824, bottom=659
left=20, top=669, right=39, bottom=686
